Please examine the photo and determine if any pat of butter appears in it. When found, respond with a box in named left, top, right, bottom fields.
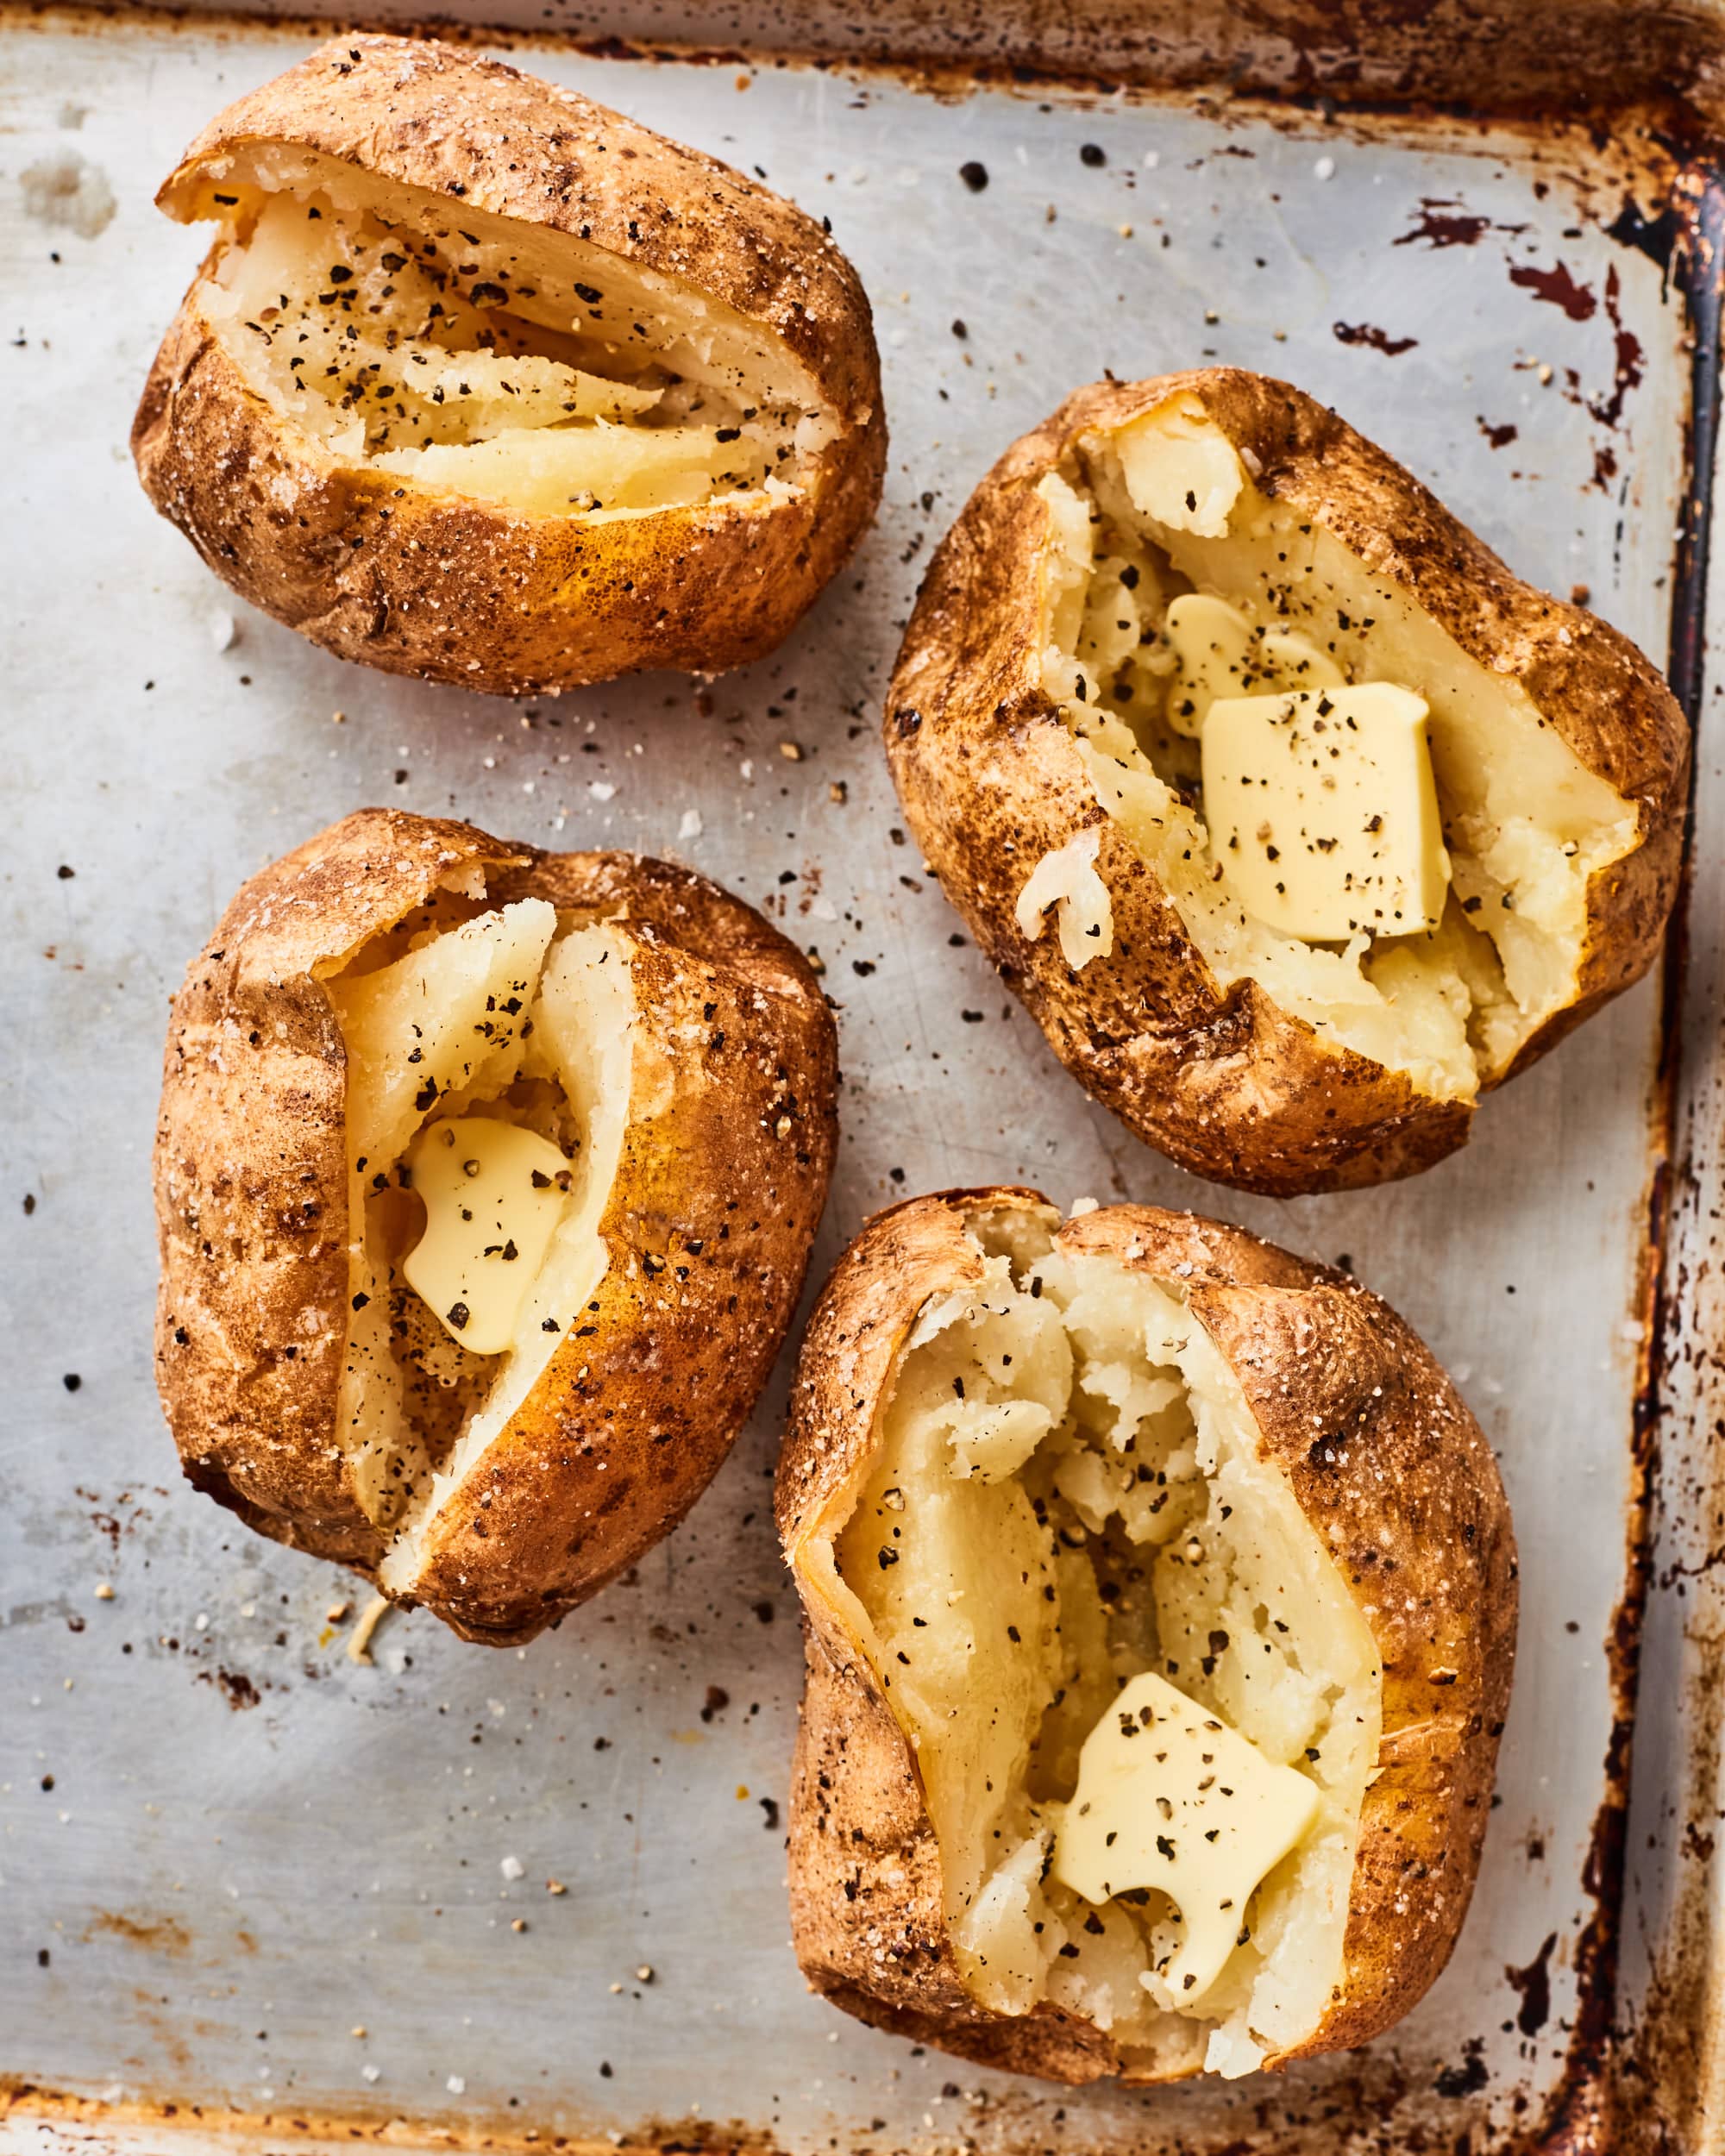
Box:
left=1052, top=1670, right=1320, bottom=2006
left=1201, top=682, right=1452, bottom=941
left=402, top=1117, right=572, bottom=1354
left=1164, top=593, right=1344, bottom=737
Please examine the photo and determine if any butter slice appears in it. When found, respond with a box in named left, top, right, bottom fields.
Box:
left=1052, top=1670, right=1320, bottom=2005
left=1164, top=594, right=1345, bottom=737
left=403, top=1117, right=572, bottom=1354
left=1201, top=682, right=1451, bottom=941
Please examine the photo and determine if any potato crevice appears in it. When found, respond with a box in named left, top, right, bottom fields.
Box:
left=319, top=879, right=633, bottom=1595
left=824, top=1207, right=1381, bottom=2080
left=1034, top=393, right=1639, bottom=1098
left=191, top=149, right=837, bottom=520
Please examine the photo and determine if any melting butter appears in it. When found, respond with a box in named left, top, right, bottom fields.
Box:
left=1164, top=593, right=1345, bottom=737
left=1201, top=680, right=1452, bottom=941
left=403, top=1117, right=572, bottom=1354
left=1052, top=1670, right=1320, bottom=2007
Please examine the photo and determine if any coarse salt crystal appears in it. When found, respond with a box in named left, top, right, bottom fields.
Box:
left=500, top=1854, right=525, bottom=1880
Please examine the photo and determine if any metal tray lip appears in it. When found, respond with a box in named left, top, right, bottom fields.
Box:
left=1, top=9, right=1716, bottom=2152
left=20, top=0, right=1725, bottom=147
left=8, top=0, right=1725, bottom=164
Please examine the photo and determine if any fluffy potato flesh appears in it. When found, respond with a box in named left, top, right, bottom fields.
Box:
left=1028, top=394, right=1638, bottom=1098
left=185, top=149, right=838, bottom=518
left=823, top=1210, right=1381, bottom=2080
left=317, top=879, right=631, bottom=1593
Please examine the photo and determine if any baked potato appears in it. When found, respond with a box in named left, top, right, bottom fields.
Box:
left=887, top=370, right=1688, bottom=1194
left=131, top=34, right=884, bottom=694
left=778, top=1190, right=1516, bottom=2083
left=155, top=809, right=837, bottom=1645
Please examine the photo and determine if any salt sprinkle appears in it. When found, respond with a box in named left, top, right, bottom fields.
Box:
left=500, top=1854, right=526, bottom=1881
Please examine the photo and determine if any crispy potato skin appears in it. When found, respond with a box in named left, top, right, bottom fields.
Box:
left=886, top=369, right=1689, bottom=1194
left=131, top=34, right=885, bottom=693
left=154, top=811, right=518, bottom=1572
left=776, top=1190, right=1518, bottom=2083
left=155, top=809, right=837, bottom=1644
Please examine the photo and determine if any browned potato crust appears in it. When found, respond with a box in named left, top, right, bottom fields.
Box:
left=886, top=370, right=1687, bottom=1194
left=777, top=1190, right=1517, bottom=2082
left=132, top=34, right=885, bottom=694
left=156, top=809, right=837, bottom=1643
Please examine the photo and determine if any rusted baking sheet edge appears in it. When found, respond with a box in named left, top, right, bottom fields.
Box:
left=8, top=0, right=1725, bottom=146
left=1578, top=170, right=1725, bottom=2156
left=0, top=2084, right=786, bottom=2156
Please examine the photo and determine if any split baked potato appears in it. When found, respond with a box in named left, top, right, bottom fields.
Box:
left=155, top=809, right=837, bottom=1644
left=132, top=34, right=885, bottom=693
left=888, top=370, right=1688, bottom=1194
left=779, top=1190, right=1516, bottom=2082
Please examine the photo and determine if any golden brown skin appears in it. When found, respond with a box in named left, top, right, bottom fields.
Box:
left=887, top=369, right=1689, bottom=1194
left=156, top=809, right=838, bottom=1645
left=776, top=1189, right=1519, bottom=2084
left=131, top=34, right=885, bottom=694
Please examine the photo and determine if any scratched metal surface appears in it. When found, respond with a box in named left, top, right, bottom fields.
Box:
left=0, top=10, right=1705, bottom=2151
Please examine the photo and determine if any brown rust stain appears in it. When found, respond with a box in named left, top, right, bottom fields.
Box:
left=1395, top=196, right=1531, bottom=248
left=1332, top=320, right=1420, bottom=354
left=1507, top=1931, right=1559, bottom=2037
left=1509, top=258, right=1600, bottom=318
left=85, top=1910, right=192, bottom=1956
left=1590, top=264, right=1647, bottom=428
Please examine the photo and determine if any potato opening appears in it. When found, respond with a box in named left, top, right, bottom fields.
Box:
left=819, top=1209, right=1381, bottom=2080
left=181, top=148, right=838, bottom=518
left=1026, top=394, right=1638, bottom=1098
left=316, top=874, right=632, bottom=1590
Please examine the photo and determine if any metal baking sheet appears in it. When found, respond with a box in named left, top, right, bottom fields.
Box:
left=1, top=8, right=1717, bottom=2151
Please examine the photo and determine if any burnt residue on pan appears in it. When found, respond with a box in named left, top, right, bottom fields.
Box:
left=0, top=2081, right=800, bottom=2156
left=85, top=1912, right=193, bottom=1957
left=1395, top=197, right=1533, bottom=248
left=1603, top=166, right=1725, bottom=2156
left=196, top=0, right=1725, bottom=141
left=1331, top=318, right=1420, bottom=354
left=1510, top=153, right=1722, bottom=2156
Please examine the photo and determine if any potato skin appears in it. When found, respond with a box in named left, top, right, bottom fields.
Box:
left=776, top=1190, right=1519, bottom=2083
left=155, top=809, right=837, bottom=1645
left=131, top=34, right=885, bottom=694
left=886, top=369, right=1688, bottom=1194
